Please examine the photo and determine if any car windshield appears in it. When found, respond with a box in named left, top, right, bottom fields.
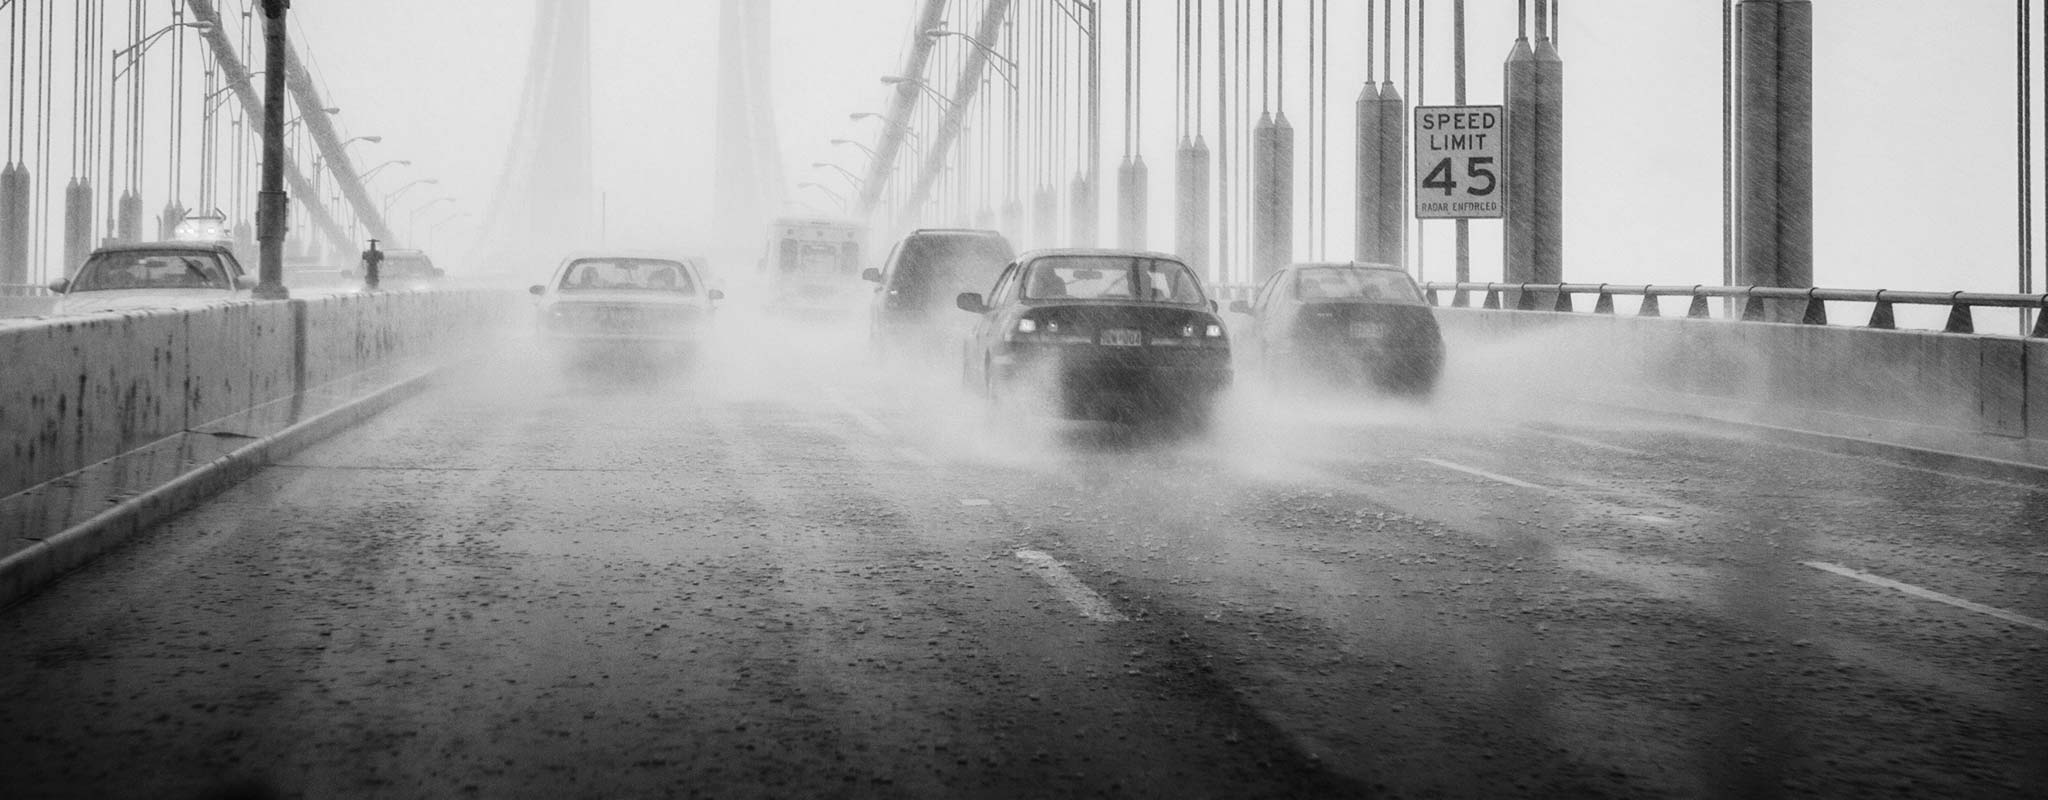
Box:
left=385, top=254, right=435, bottom=277
left=1021, top=256, right=1206, bottom=305
left=1294, top=267, right=1425, bottom=304
left=70, top=251, right=231, bottom=291
left=559, top=259, right=696, bottom=294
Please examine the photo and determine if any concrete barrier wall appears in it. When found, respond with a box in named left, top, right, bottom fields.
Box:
left=1435, top=309, right=2036, bottom=444
left=0, top=290, right=505, bottom=499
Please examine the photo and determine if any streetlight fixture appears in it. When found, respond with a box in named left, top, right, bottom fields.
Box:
left=342, top=135, right=382, bottom=148
left=112, top=21, right=214, bottom=78
left=829, top=139, right=879, bottom=160
left=881, top=75, right=958, bottom=110
left=851, top=112, right=921, bottom=140
left=381, top=178, right=439, bottom=219
left=811, top=162, right=865, bottom=190
left=359, top=160, right=411, bottom=183
left=797, top=181, right=847, bottom=212
left=923, top=29, right=1018, bottom=83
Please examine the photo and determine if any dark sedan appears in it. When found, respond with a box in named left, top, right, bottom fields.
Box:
left=957, top=250, right=1232, bottom=428
left=1232, top=262, right=1444, bottom=395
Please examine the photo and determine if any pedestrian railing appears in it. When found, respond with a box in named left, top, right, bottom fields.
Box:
left=1, top=284, right=53, bottom=298
left=1417, top=282, right=2048, bottom=337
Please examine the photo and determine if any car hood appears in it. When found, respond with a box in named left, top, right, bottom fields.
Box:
left=52, top=289, right=243, bottom=315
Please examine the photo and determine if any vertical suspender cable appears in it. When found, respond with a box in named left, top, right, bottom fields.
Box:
left=1453, top=0, right=1468, bottom=294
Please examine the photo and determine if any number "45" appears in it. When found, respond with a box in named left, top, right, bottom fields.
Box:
left=1422, top=157, right=1498, bottom=197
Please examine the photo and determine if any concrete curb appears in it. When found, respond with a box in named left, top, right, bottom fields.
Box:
left=0, top=370, right=439, bottom=610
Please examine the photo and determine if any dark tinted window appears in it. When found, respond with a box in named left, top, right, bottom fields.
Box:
left=1293, top=267, right=1425, bottom=304
left=887, top=235, right=1014, bottom=310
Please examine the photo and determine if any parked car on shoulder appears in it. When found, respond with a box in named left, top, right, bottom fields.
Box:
left=49, top=241, right=251, bottom=315
left=864, top=228, right=1015, bottom=362
left=957, top=249, right=1231, bottom=429
left=530, top=253, right=721, bottom=356
left=1232, top=262, right=1444, bottom=396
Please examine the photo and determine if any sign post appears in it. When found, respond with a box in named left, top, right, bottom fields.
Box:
left=1413, top=105, right=1505, bottom=220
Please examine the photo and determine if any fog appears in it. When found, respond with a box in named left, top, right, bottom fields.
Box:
left=259, top=1, right=2042, bottom=299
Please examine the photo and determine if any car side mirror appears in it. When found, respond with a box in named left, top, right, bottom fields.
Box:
left=708, top=289, right=726, bottom=301
left=47, top=277, right=68, bottom=293
left=861, top=268, right=882, bottom=283
left=528, top=285, right=545, bottom=296
left=955, top=292, right=987, bottom=314
left=1228, top=299, right=1252, bottom=315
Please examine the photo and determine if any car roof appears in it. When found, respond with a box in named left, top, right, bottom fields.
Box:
left=556, top=251, right=704, bottom=266
left=1285, top=261, right=1410, bottom=273
left=905, top=228, right=1004, bottom=237
left=90, top=240, right=235, bottom=255
left=1016, top=248, right=1188, bottom=263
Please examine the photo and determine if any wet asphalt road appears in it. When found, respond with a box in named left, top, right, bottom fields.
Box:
left=2, top=315, right=2045, bottom=799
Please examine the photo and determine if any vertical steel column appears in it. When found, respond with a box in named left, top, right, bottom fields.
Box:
left=1736, top=0, right=1813, bottom=316
left=255, top=0, right=289, bottom=299
left=1531, top=0, right=1564, bottom=285
left=1502, top=2, right=1536, bottom=287
left=1252, top=112, right=1293, bottom=281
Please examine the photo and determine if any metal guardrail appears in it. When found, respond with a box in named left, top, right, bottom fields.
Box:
left=1417, top=281, right=2048, bottom=337
left=1, top=284, right=54, bottom=298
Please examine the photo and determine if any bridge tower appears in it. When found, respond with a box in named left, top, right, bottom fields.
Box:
left=714, top=0, right=786, bottom=237
left=478, top=0, right=594, bottom=271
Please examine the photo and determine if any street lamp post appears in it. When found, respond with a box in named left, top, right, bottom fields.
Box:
left=359, top=160, right=412, bottom=183
left=381, top=178, right=439, bottom=223
left=255, top=1, right=287, bottom=299
left=407, top=197, right=454, bottom=242
left=797, top=182, right=848, bottom=213
left=811, top=162, right=865, bottom=191
left=881, top=75, right=959, bottom=110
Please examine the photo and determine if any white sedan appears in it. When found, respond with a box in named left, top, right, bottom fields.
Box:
left=530, top=253, right=722, bottom=353
left=51, top=241, right=252, bottom=315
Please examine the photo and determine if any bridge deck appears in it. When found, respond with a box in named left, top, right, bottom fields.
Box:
left=2, top=316, right=2043, bottom=797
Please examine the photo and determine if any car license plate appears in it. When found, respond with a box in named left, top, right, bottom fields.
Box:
left=1101, top=328, right=1143, bottom=347
left=1348, top=321, right=1385, bottom=339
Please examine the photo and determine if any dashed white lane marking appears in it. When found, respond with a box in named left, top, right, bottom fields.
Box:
left=1415, top=458, right=1550, bottom=491
left=1015, top=549, right=1128, bottom=622
left=1521, top=427, right=1657, bottom=458
left=1803, top=561, right=2048, bottom=633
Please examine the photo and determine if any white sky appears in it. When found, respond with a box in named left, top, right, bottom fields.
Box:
left=12, top=1, right=2039, bottom=294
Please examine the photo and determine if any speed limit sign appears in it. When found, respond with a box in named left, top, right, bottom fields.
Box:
left=1413, top=105, right=1505, bottom=219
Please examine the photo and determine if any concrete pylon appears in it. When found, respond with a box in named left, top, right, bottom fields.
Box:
left=1355, top=83, right=1383, bottom=262
left=1736, top=0, right=1813, bottom=319
left=714, top=0, right=786, bottom=238
left=1503, top=32, right=1537, bottom=288
left=1532, top=11, right=1565, bottom=286
left=1253, top=112, right=1296, bottom=282
left=63, top=180, right=92, bottom=276
left=1375, top=83, right=1406, bottom=267
left=1070, top=174, right=1092, bottom=246
left=1176, top=136, right=1211, bottom=279
left=0, top=163, right=23, bottom=285
left=1033, top=184, right=1058, bottom=250
left=1117, top=155, right=1149, bottom=249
